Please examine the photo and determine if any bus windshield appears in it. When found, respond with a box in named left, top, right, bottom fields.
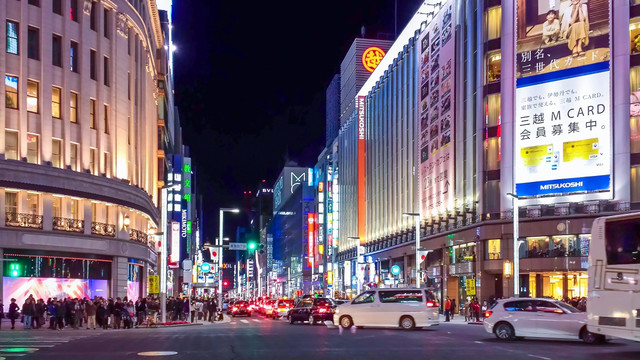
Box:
left=605, top=219, right=640, bottom=265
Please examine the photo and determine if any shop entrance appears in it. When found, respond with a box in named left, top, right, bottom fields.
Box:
left=526, top=271, right=588, bottom=300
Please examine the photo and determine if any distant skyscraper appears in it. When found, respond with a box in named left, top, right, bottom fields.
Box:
left=326, top=75, right=341, bottom=147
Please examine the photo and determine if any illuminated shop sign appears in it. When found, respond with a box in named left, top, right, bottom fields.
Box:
left=169, top=221, right=180, bottom=267
left=357, top=96, right=366, bottom=244
left=362, top=47, right=385, bottom=72
left=307, top=213, right=315, bottom=268
left=514, top=0, right=611, bottom=198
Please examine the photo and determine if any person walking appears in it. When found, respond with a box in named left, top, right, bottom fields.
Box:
left=450, top=298, right=457, bottom=320
left=444, top=296, right=451, bottom=322
left=0, top=300, right=4, bottom=330
left=8, top=298, right=20, bottom=330
left=56, top=300, right=65, bottom=330
left=47, top=300, right=57, bottom=330
left=22, top=297, right=35, bottom=329
left=35, top=299, right=46, bottom=329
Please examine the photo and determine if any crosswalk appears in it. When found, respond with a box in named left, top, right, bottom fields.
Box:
left=0, top=336, right=86, bottom=358
left=230, top=318, right=276, bottom=325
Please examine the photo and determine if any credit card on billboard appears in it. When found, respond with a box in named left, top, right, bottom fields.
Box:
left=520, top=144, right=553, bottom=167
left=563, top=138, right=599, bottom=162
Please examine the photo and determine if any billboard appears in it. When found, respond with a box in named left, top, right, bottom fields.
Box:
left=418, top=1, right=456, bottom=217
left=4, top=277, right=109, bottom=307
left=515, top=0, right=611, bottom=197
left=273, top=167, right=310, bottom=212
left=357, top=96, right=366, bottom=243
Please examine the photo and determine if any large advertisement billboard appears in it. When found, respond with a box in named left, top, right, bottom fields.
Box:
left=418, top=1, right=456, bottom=217
left=4, top=277, right=109, bottom=308
left=515, top=0, right=611, bottom=198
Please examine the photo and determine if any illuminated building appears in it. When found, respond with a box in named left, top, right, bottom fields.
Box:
left=328, top=0, right=635, bottom=305
left=0, top=0, right=173, bottom=304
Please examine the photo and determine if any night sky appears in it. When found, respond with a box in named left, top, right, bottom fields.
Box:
left=172, top=0, right=421, bottom=238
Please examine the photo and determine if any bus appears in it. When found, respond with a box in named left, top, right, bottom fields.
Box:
left=587, top=213, right=640, bottom=342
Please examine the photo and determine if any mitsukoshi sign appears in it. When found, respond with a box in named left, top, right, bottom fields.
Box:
left=514, top=0, right=612, bottom=198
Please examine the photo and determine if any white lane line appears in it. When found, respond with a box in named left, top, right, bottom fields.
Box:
left=0, top=345, right=55, bottom=348
left=528, top=355, right=551, bottom=360
left=0, top=341, right=69, bottom=343
left=474, top=341, right=484, bottom=344
left=229, top=322, right=236, bottom=325
left=252, top=319, right=260, bottom=323
left=0, top=354, right=28, bottom=357
left=240, top=320, right=249, bottom=324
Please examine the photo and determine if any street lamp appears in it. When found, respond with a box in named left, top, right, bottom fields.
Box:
left=347, top=237, right=363, bottom=294
left=403, top=212, right=421, bottom=289
left=218, top=208, right=240, bottom=309
left=506, top=193, right=521, bottom=297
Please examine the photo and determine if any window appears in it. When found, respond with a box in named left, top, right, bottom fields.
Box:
left=26, top=134, right=39, bottom=164
left=52, top=197, right=62, bottom=218
left=128, top=72, right=131, bottom=100
left=379, top=290, right=422, bottom=303
left=485, top=239, right=501, bottom=260
left=103, top=56, right=110, bottom=86
left=70, top=0, right=79, bottom=22
left=551, top=235, right=576, bottom=257
left=127, top=29, right=132, bottom=55
left=70, top=199, right=79, bottom=219
left=486, top=6, right=501, bottom=41
left=103, top=9, right=110, bottom=39
left=52, top=0, right=62, bottom=15
left=28, top=0, right=40, bottom=7
left=52, top=34, right=62, bottom=67
left=70, top=41, right=78, bottom=73
left=52, top=139, right=62, bottom=168
left=27, top=27, right=39, bottom=60
left=103, top=104, right=109, bottom=133
left=128, top=116, right=132, bottom=144
left=70, top=143, right=78, bottom=171
left=352, top=291, right=376, bottom=305
left=5, top=75, right=18, bottom=109
left=605, top=218, right=640, bottom=265
left=503, top=300, right=535, bottom=312
left=69, top=92, right=78, bottom=123
left=90, top=148, right=97, bottom=174
left=90, top=49, right=97, bottom=80
left=90, top=1, right=97, bottom=31
left=534, top=300, right=562, bottom=314
left=5, top=131, right=18, bottom=160
left=449, top=243, right=477, bottom=264
left=5, top=192, right=17, bottom=215
left=52, top=86, right=62, bottom=118
left=89, top=99, right=96, bottom=128
left=527, top=236, right=550, bottom=258
left=6, top=21, right=19, bottom=54
left=485, top=94, right=501, bottom=127
left=26, top=193, right=39, bottom=215
left=27, top=80, right=39, bottom=113
left=486, top=50, right=501, bottom=83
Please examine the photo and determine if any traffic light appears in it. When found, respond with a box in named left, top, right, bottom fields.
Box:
left=9, top=263, right=20, bottom=277
left=248, top=242, right=257, bottom=251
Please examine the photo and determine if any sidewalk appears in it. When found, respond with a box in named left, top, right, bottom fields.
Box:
left=438, top=314, right=485, bottom=325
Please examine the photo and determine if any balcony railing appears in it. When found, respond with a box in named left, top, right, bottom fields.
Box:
left=91, top=221, right=116, bottom=237
left=129, top=229, right=148, bottom=245
left=52, top=217, right=84, bottom=232
left=5, top=212, right=43, bottom=229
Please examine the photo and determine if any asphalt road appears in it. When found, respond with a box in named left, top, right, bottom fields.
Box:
left=1, top=315, right=639, bottom=360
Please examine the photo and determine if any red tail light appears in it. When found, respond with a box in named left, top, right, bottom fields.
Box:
left=484, top=310, right=492, bottom=318
left=232, top=306, right=238, bottom=312
left=426, top=301, right=439, bottom=308
left=318, top=307, right=328, bottom=313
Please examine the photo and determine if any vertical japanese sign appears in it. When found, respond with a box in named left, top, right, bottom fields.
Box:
left=169, top=221, right=180, bottom=267
left=515, top=0, right=611, bottom=197
left=307, top=213, right=315, bottom=268
left=357, top=96, right=366, bottom=245
left=418, top=1, right=455, bottom=218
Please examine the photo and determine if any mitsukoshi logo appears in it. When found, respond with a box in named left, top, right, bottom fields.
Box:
left=358, top=96, right=366, bottom=140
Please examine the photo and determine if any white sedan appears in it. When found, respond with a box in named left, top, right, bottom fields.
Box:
left=483, top=298, right=604, bottom=344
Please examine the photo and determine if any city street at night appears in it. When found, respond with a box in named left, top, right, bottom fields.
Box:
left=2, top=317, right=639, bottom=360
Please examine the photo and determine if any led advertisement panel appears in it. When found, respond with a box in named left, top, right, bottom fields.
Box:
left=515, top=0, right=611, bottom=198
left=418, top=0, right=456, bottom=217
left=4, top=277, right=109, bottom=307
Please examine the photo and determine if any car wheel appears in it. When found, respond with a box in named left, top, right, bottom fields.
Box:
left=494, top=322, right=515, bottom=341
left=308, top=315, right=316, bottom=325
left=581, top=327, right=604, bottom=344
left=399, top=316, right=415, bottom=330
left=339, top=315, right=353, bottom=329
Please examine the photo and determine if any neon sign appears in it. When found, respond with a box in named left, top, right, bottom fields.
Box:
left=362, top=47, right=385, bottom=72
left=307, top=213, right=315, bottom=267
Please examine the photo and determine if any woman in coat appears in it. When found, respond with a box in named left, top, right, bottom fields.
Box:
left=8, top=298, right=20, bottom=329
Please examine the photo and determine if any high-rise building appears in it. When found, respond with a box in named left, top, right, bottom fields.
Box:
left=0, top=0, right=172, bottom=304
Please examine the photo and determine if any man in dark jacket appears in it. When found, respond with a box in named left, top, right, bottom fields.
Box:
left=8, top=298, right=20, bottom=329
left=35, top=299, right=46, bottom=329
left=56, top=300, right=65, bottom=330
left=22, top=298, right=35, bottom=330
left=85, top=300, right=97, bottom=330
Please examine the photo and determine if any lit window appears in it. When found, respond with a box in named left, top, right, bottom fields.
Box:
left=70, top=143, right=78, bottom=171
left=6, top=21, right=19, bottom=55
left=486, top=50, right=501, bottom=83
left=27, top=80, right=39, bottom=113
left=4, top=131, right=18, bottom=160
left=5, top=75, right=18, bottom=109
left=90, top=99, right=96, bottom=129
left=486, top=6, right=501, bottom=41
left=69, top=0, right=79, bottom=22
left=52, top=86, right=62, bottom=118
left=70, top=92, right=78, bottom=123
left=70, top=41, right=78, bottom=73
left=52, top=139, right=62, bottom=168
left=103, top=104, right=109, bottom=134
left=90, top=148, right=97, bottom=175
left=27, top=134, right=39, bottom=164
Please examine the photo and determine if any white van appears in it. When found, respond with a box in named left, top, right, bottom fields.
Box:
left=333, top=288, right=440, bottom=330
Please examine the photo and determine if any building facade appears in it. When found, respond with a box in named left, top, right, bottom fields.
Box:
left=330, top=0, right=635, bottom=309
left=0, top=0, right=169, bottom=305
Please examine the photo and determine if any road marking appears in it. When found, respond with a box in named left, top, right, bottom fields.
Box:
left=528, top=355, right=551, bottom=360
left=240, top=320, right=249, bottom=324
left=474, top=341, right=484, bottom=344
left=138, top=351, right=178, bottom=357
left=252, top=319, right=260, bottom=323
left=229, top=322, right=236, bottom=325
left=0, top=355, right=27, bottom=357
left=0, top=345, right=55, bottom=348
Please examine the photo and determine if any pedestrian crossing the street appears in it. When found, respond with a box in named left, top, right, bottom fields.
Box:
left=0, top=336, right=86, bottom=358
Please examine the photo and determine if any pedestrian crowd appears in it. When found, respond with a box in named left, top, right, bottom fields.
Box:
left=0, top=295, right=163, bottom=330
left=165, top=296, right=219, bottom=323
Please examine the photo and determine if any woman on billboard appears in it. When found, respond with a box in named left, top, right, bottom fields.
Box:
left=566, top=0, right=590, bottom=57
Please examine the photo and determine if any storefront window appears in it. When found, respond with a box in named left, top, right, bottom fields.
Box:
left=632, top=166, right=640, bottom=203
left=449, top=243, right=477, bottom=264
left=526, top=236, right=549, bottom=258
left=631, top=17, right=640, bottom=55
left=579, top=234, right=590, bottom=257
left=486, top=6, right=501, bottom=40
left=485, top=239, right=501, bottom=260
left=550, top=235, right=575, bottom=257
left=630, top=66, right=640, bottom=152
left=484, top=94, right=501, bottom=127
left=486, top=50, right=501, bottom=83
left=3, top=252, right=111, bottom=280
